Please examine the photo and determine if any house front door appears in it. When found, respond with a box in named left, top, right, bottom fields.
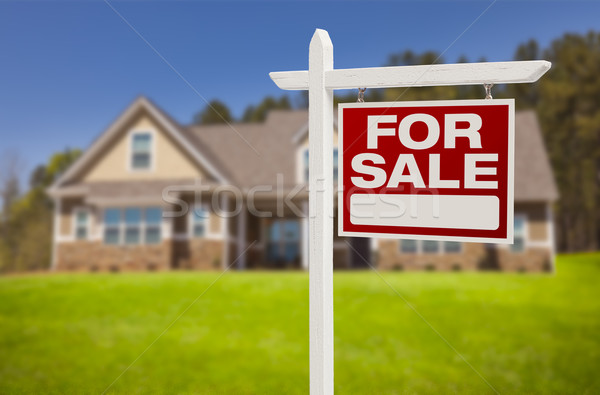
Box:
left=266, top=219, right=300, bottom=268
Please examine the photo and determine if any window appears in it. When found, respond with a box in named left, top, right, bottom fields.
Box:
left=512, top=216, right=526, bottom=252
left=74, top=210, right=89, bottom=240
left=267, top=220, right=300, bottom=263
left=145, top=207, right=162, bottom=244
left=302, top=148, right=339, bottom=182
left=131, top=132, right=152, bottom=170
left=422, top=240, right=440, bottom=254
left=191, top=207, right=208, bottom=237
left=124, top=208, right=142, bottom=245
left=104, top=208, right=121, bottom=245
left=103, top=207, right=161, bottom=245
left=400, top=239, right=418, bottom=253
left=444, top=241, right=462, bottom=253
left=400, top=240, right=462, bottom=254
left=333, top=148, right=338, bottom=182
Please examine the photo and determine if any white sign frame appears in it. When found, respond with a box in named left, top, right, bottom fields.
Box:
left=270, top=28, right=549, bottom=395
left=337, top=99, right=516, bottom=244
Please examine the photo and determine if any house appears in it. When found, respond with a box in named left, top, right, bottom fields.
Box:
left=47, top=96, right=558, bottom=272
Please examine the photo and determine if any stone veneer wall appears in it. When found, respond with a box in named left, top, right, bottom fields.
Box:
left=56, top=241, right=172, bottom=272
left=56, top=239, right=225, bottom=272
left=172, top=239, right=224, bottom=270
left=377, top=240, right=552, bottom=272
left=495, top=247, right=552, bottom=272
left=377, top=240, right=485, bottom=271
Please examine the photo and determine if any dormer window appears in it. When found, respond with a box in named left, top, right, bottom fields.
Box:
left=131, top=132, right=152, bottom=170
left=303, top=147, right=338, bottom=182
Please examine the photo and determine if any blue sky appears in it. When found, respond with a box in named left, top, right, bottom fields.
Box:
left=1, top=0, right=599, bottom=188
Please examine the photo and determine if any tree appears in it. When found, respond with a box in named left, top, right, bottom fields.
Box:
left=377, top=41, right=600, bottom=252
left=0, top=151, right=23, bottom=221
left=381, top=50, right=485, bottom=103
left=0, top=149, right=81, bottom=272
left=534, top=32, right=600, bottom=251
left=241, top=96, right=291, bottom=123
left=505, top=33, right=600, bottom=251
left=1, top=178, right=19, bottom=220
left=506, top=39, right=542, bottom=109
left=193, top=100, right=233, bottom=125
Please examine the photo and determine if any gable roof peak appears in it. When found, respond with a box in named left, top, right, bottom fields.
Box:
left=48, top=96, right=227, bottom=194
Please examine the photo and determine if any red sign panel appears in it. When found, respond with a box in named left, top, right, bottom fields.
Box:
left=338, top=99, right=515, bottom=243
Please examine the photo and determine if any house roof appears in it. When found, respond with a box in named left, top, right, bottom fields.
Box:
left=184, top=110, right=309, bottom=188
left=513, top=110, right=558, bottom=201
left=51, top=97, right=558, bottom=203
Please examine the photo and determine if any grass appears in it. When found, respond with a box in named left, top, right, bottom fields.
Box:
left=0, top=253, right=599, bottom=394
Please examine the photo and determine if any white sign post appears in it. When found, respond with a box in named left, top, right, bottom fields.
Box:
left=270, top=28, right=550, bottom=395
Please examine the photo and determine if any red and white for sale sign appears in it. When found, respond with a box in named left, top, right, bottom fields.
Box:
left=338, top=99, right=515, bottom=243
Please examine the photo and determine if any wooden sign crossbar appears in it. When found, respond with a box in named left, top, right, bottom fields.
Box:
left=269, top=28, right=550, bottom=395
left=271, top=61, right=551, bottom=90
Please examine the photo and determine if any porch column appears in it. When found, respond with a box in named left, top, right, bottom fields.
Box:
left=301, top=200, right=309, bottom=270
left=237, top=202, right=247, bottom=270
left=221, top=194, right=230, bottom=270
left=547, top=202, right=556, bottom=272
left=51, top=197, right=61, bottom=271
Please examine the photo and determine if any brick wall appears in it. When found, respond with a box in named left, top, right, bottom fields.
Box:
left=56, top=241, right=172, bottom=272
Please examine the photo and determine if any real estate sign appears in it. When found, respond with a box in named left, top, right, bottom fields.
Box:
left=338, top=99, right=515, bottom=243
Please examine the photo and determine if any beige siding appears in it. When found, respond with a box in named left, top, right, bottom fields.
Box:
left=81, top=114, right=205, bottom=182
left=59, top=198, right=85, bottom=237
left=175, top=194, right=222, bottom=237
left=516, top=203, right=548, bottom=241
left=209, top=212, right=221, bottom=234
left=299, top=127, right=339, bottom=148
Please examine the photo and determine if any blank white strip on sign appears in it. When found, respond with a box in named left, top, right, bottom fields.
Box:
left=350, top=194, right=500, bottom=230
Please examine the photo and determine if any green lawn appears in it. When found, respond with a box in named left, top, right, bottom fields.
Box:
left=1, top=254, right=599, bottom=394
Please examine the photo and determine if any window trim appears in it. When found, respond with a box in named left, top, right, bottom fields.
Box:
left=399, top=239, right=463, bottom=255
left=422, top=240, right=441, bottom=254
left=144, top=207, right=163, bottom=245
left=303, top=148, right=309, bottom=183
left=189, top=204, right=210, bottom=238
left=511, top=214, right=528, bottom=253
left=443, top=241, right=463, bottom=254
left=333, top=147, right=339, bottom=182
left=399, top=239, right=419, bottom=254
left=103, top=208, right=122, bottom=245
left=124, top=207, right=142, bottom=245
left=72, top=207, right=91, bottom=241
left=127, top=130, right=155, bottom=172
